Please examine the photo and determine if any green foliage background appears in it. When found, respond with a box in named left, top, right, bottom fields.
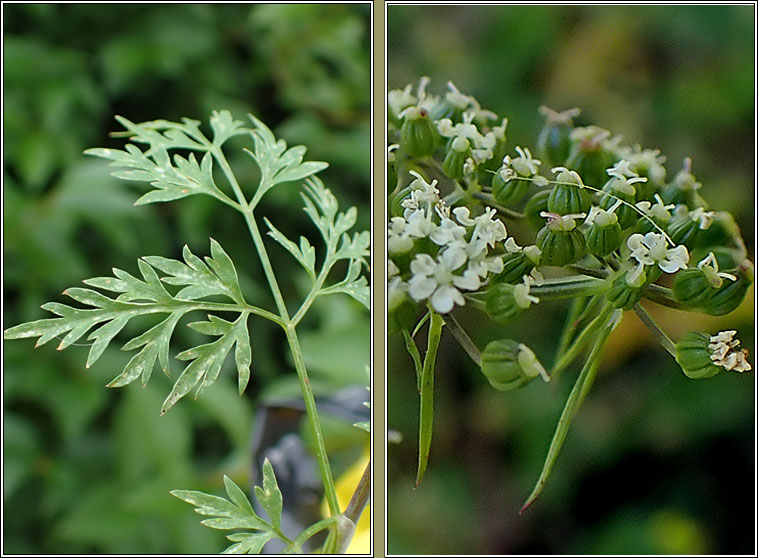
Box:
left=387, top=5, right=754, bottom=555
left=3, top=4, right=370, bottom=553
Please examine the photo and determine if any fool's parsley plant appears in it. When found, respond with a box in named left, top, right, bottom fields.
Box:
left=388, top=78, right=753, bottom=508
left=4, top=111, right=370, bottom=553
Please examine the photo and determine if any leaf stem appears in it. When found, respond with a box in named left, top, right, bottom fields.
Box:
left=633, top=302, right=677, bottom=358
left=213, top=146, right=340, bottom=521
left=285, top=517, right=338, bottom=553
left=285, top=326, right=340, bottom=517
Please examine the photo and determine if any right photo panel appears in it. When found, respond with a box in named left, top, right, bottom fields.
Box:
left=386, top=4, right=755, bottom=555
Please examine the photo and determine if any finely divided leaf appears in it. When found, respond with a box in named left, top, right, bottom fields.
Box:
left=253, top=459, right=284, bottom=532
left=171, top=468, right=289, bottom=552
left=222, top=532, right=275, bottom=554
left=160, top=313, right=250, bottom=415
left=143, top=239, right=245, bottom=304
left=4, top=239, right=255, bottom=413
left=264, top=218, right=316, bottom=278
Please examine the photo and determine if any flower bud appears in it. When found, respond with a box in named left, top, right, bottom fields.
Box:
left=480, top=339, right=549, bottom=391
left=536, top=212, right=587, bottom=266
left=400, top=108, right=438, bottom=158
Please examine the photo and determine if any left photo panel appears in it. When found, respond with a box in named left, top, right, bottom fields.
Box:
left=3, top=3, right=372, bottom=554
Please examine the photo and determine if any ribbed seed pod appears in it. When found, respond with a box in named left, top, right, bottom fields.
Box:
left=400, top=112, right=438, bottom=158
left=536, top=225, right=586, bottom=266
left=675, top=331, right=722, bottom=379
left=479, top=339, right=548, bottom=391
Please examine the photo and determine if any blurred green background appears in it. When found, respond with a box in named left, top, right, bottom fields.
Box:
left=387, top=5, right=754, bottom=555
left=3, top=4, right=370, bottom=553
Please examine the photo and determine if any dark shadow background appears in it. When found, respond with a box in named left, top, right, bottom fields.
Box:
left=3, top=4, right=370, bottom=553
left=387, top=4, right=755, bottom=555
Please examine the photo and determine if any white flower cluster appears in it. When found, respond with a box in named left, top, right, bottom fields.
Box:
left=709, top=330, right=751, bottom=372
left=388, top=171, right=512, bottom=314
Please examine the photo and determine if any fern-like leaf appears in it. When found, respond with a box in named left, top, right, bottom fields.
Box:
left=3, top=239, right=256, bottom=413
left=171, top=459, right=285, bottom=554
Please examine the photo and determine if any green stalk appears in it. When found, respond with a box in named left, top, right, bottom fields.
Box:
left=529, top=276, right=607, bottom=300
left=554, top=296, right=585, bottom=365
left=213, top=147, right=340, bottom=518
left=633, top=302, right=677, bottom=358
left=552, top=299, right=613, bottom=375
left=416, top=309, right=444, bottom=487
left=521, top=303, right=621, bottom=513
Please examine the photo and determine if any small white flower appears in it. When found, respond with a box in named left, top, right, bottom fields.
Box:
left=697, top=252, right=737, bottom=288
left=388, top=259, right=400, bottom=279
left=551, top=166, right=584, bottom=187
left=635, top=194, right=675, bottom=222
left=585, top=202, right=621, bottom=227
left=445, top=81, right=473, bottom=110
left=513, top=275, right=540, bottom=309
left=471, top=207, right=507, bottom=248
left=388, top=84, right=416, bottom=117
left=627, top=232, right=689, bottom=273
left=407, top=251, right=481, bottom=314
left=606, top=159, right=638, bottom=180
left=538, top=106, right=580, bottom=125
left=540, top=211, right=586, bottom=231
left=388, top=217, right=415, bottom=254
left=689, top=207, right=715, bottom=230
left=430, top=217, right=467, bottom=247
left=503, top=146, right=541, bottom=177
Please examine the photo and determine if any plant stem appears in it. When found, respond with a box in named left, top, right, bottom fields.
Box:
left=529, top=276, right=607, bottom=300
left=213, top=147, right=340, bottom=519
left=552, top=299, right=612, bottom=375
left=445, top=313, right=481, bottom=366
left=416, top=309, right=443, bottom=487
left=344, top=459, right=371, bottom=525
left=285, top=325, right=340, bottom=517
left=642, top=283, right=690, bottom=310
left=402, top=330, right=423, bottom=392
left=472, top=192, right=525, bottom=219
left=633, top=302, right=677, bottom=358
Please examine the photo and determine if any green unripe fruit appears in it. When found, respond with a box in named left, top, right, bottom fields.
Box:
left=479, top=339, right=548, bottom=391
left=400, top=110, right=438, bottom=158
left=675, top=331, right=722, bottom=379
left=536, top=217, right=586, bottom=267
left=492, top=246, right=541, bottom=285
left=492, top=170, right=530, bottom=205
left=700, top=262, right=753, bottom=316
left=599, top=180, right=637, bottom=229
left=484, top=278, right=537, bottom=323
left=606, top=272, right=644, bottom=310
left=585, top=213, right=622, bottom=257
left=442, top=146, right=468, bottom=180
left=524, top=189, right=551, bottom=231
left=672, top=268, right=717, bottom=307
left=547, top=168, right=591, bottom=214
left=667, top=211, right=702, bottom=245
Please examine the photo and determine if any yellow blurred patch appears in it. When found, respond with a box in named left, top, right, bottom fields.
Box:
left=323, top=448, right=371, bottom=554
